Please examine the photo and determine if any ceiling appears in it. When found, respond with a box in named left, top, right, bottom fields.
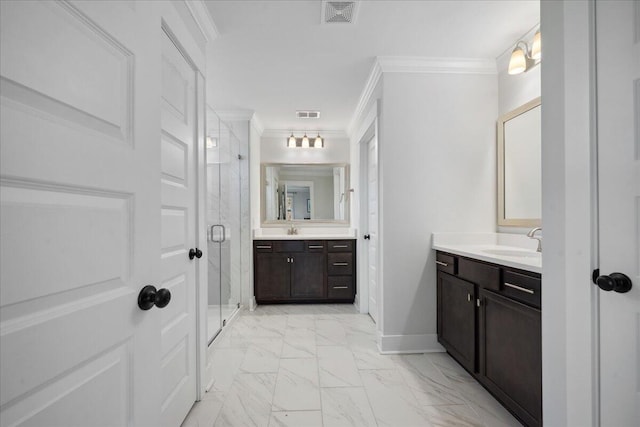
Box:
left=204, top=0, right=539, bottom=133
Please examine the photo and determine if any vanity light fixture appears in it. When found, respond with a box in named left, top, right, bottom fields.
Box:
left=508, top=29, right=541, bottom=75
left=285, top=132, right=324, bottom=148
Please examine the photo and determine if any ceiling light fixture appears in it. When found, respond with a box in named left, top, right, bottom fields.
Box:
left=508, top=29, right=541, bottom=75
left=285, top=132, right=324, bottom=148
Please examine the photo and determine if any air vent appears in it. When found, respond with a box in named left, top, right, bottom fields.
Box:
left=296, top=110, right=321, bottom=119
left=321, top=1, right=358, bottom=24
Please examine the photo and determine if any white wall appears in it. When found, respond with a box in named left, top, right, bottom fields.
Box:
left=379, top=72, right=497, bottom=350
left=260, top=135, right=350, bottom=164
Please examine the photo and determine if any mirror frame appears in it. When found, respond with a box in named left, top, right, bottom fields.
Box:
left=261, top=163, right=350, bottom=226
left=497, top=97, right=542, bottom=227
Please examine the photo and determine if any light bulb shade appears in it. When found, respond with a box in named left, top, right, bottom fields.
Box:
left=288, top=134, right=296, bottom=148
left=314, top=134, right=323, bottom=148
left=508, top=45, right=527, bottom=75
left=301, top=134, right=309, bottom=148
left=531, top=30, right=541, bottom=60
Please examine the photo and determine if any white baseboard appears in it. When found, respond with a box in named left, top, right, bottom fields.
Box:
left=249, top=296, right=257, bottom=311
left=378, top=333, right=445, bottom=354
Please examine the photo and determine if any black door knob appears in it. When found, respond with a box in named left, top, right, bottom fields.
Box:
left=594, top=272, right=632, bottom=293
left=364, top=234, right=370, bottom=240
left=189, top=248, right=203, bottom=260
left=138, top=285, right=172, bottom=310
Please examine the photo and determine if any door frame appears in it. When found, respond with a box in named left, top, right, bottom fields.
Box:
left=157, top=12, right=208, bottom=402
left=540, top=1, right=600, bottom=425
left=354, top=101, right=381, bottom=329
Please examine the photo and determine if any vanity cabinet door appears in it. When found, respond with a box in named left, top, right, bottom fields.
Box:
left=437, top=272, right=476, bottom=373
left=479, top=289, right=542, bottom=427
left=255, top=253, right=291, bottom=301
left=291, top=252, right=325, bottom=298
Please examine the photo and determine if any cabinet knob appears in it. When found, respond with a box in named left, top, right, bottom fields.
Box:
left=593, top=271, right=632, bottom=293
left=364, top=234, right=370, bottom=240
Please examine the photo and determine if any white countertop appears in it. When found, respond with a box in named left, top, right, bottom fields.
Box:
left=432, top=232, right=542, bottom=274
left=253, top=227, right=357, bottom=240
left=254, top=235, right=356, bottom=240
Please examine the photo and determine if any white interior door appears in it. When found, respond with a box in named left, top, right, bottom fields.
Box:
left=159, top=28, right=198, bottom=427
left=0, top=1, right=161, bottom=425
left=367, top=134, right=379, bottom=324
left=596, top=1, right=640, bottom=425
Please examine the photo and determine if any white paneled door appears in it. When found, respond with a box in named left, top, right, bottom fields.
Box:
left=159, top=29, right=198, bottom=427
left=596, top=1, right=640, bottom=425
left=0, top=1, right=200, bottom=426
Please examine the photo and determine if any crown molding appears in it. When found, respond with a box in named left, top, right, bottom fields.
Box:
left=184, top=0, right=219, bottom=44
left=376, top=56, right=497, bottom=75
left=251, top=114, right=264, bottom=136
left=347, top=59, right=382, bottom=137
left=347, top=56, right=498, bottom=137
left=261, top=129, right=349, bottom=139
left=214, top=109, right=255, bottom=122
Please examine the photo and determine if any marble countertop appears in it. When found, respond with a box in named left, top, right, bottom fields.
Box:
left=432, top=232, right=542, bottom=274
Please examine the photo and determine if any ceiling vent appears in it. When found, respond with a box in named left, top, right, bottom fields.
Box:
left=321, top=1, right=359, bottom=24
left=296, top=110, right=321, bottom=119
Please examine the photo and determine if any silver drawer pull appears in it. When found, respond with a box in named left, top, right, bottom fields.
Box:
left=332, top=245, right=349, bottom=248
left=256, top=245, right=272, bottom=249
left=332, top=286, right=349, bottom=289
left=309, top=245, right=324, bottom=249
left=333, top=262, right=349, bottom=266
left=435, top=261, right=449, bottom=267
left=504, top=282, right=535, bottom=295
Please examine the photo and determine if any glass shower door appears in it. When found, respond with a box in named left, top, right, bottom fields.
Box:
left=206, top=111, right=241, bottom=345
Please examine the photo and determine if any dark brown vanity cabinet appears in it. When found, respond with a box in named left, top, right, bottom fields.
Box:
left=436, top=251, right=542, bottom=427
left=254, top=239, right=355, bottom=303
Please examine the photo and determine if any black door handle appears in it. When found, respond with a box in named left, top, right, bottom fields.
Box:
left=189, top=248, right=203, bottom=260
left=364, top=234, right=370, bottom=240
left=593, top=270, right=632, bottom=293
left=138, top=285, right=172, bottom=310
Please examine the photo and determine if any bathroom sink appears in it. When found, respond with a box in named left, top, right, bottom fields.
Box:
left=482, top=248, right=540, bottom=258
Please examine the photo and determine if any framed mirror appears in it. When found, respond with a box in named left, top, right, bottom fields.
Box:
left=261, top=163, right=349, bottom=225
left=497, top=97, right=541, bottom=227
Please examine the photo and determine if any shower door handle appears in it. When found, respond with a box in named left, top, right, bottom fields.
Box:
left=210, top=224, right=226, bottom=243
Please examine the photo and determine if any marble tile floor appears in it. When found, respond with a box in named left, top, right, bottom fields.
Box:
left=181, top=304, right=521, bottom=427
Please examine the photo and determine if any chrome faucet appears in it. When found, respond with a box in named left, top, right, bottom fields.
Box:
left=527, top=227, right=542, bottom=252
left=287, top=223, right=297, bottom=235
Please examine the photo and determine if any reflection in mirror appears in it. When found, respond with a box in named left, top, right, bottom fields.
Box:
left=262, top=164, right=349, bottom=223
left=497, top=97, right=541, bottom=227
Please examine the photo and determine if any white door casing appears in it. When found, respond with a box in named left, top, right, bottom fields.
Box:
left=0, top=1, right=162, bottom=425
left=596, top=1, right=640, bottom=425
left=367, top=133, right=379, bottom=324
left=159, top=28, right=199, bottom=427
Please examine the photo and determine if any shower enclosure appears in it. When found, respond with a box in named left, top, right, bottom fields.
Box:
left=206, top=109, right=243, bottom=344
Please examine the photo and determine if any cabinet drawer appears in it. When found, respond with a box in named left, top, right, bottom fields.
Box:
left=458, top=258, right=500, bottom=291
left=328, top=276, right=354, bottom=299
left=306, top=241, right=325, bottom=252
left=327, top=240, right=354, bottom=252
left=328, top=253, right=353, bottom=275
left=254, top=241, right=273, bottom=252
left=501, top=271, right=541, bottom=308
left=274, top=240, right=304, bottom=253
left=436, top=252, right=457, bottom=275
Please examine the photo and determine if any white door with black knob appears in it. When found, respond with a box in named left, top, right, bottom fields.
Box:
left=595, top=1, right=640, bottom=425
left=0, top=1, right=162, bottom=425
